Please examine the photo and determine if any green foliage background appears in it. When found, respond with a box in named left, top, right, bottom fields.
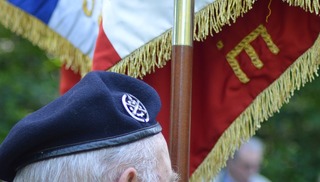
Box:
left=1, top=23, right=320, bottom=181
left=257, top=77, right=320, bottom=182
left=0, top=24, right=60, bottom=142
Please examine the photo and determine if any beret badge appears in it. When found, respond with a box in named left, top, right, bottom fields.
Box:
left=122, top=93, right=150, bottom=122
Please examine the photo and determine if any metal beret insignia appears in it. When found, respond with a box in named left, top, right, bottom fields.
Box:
left=122, top=93, right=150, bottom=122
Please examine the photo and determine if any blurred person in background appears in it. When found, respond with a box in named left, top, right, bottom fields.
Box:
left=214, top=137, right=270, bottom=182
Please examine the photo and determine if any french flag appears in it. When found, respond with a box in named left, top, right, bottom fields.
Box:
left=3, top=0, right=103, bottom=93
left=7, top=0, right=102, bottom=59
left=2, top=0, right=102, bottom=81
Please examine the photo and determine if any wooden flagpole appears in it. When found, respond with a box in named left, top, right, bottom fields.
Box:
left=170, top=0, right=194, bottom=181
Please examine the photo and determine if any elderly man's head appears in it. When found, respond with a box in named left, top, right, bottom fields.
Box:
left=227, top=137, right=265, bottom=182
left=0, top=71, right=178, bottom=182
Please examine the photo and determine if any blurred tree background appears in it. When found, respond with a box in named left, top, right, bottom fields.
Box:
left=1, top=23, right=320, bottom=181
left=257, top=76, right=320, bottom=182
left=0, top=24, right=60, bottom=142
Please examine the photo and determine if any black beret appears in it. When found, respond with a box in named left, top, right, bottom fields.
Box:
left=0, top=71, right=162, bottom=181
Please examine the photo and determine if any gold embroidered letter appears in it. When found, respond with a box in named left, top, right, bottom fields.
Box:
left=226, top=25, right=279, bottom=84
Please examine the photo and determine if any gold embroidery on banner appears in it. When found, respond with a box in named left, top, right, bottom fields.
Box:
left=266, top=0, right=273, bottom=22
left=243, top=45, right=263, bottom=69
left=226, top=24, right=279, bottom=84
left=217, top=40, right=224, bottom=50
left=82, top=0, right=95, bottom=17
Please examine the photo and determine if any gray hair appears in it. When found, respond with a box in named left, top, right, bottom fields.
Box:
left=233, top=136, right=265, bottom=160
left=14, top=133, right=167, bottom=182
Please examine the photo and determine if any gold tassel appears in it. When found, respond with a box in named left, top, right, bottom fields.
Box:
left=0, top=0, right=92, bottom=77
left=189, top=34, right=320, bottom=182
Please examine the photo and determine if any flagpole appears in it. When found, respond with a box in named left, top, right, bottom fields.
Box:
left=170, top=0, right=194, bottom=181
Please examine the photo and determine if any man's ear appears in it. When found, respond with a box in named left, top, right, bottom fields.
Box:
left=118, top=167, right=138, bottom=182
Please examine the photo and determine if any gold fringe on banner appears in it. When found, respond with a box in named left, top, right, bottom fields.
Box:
left=109, top=30, right=172, bottom=78
left=189, top=34, right=320, bottom=182
left=109, top=0, right=320, bottom=79
left=109, top=0, right=257, bottom=78
left=284, top=0, right=320, bottom=14
left=0, top=0, right=92, bottom=77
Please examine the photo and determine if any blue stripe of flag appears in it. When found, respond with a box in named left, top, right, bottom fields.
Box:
left=8, top=0, right=59, bottom=24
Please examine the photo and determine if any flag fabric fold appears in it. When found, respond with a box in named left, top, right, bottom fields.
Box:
left=0, top=0, right=102, bottom=76
left=93, top=0, right=320, bottom=181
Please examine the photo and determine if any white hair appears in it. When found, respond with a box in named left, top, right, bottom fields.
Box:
left=241, top=137, right=264, bottom=153
left=233, top=136, right=265, bottom=160
left=14, top=133, right=167, bottom=182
